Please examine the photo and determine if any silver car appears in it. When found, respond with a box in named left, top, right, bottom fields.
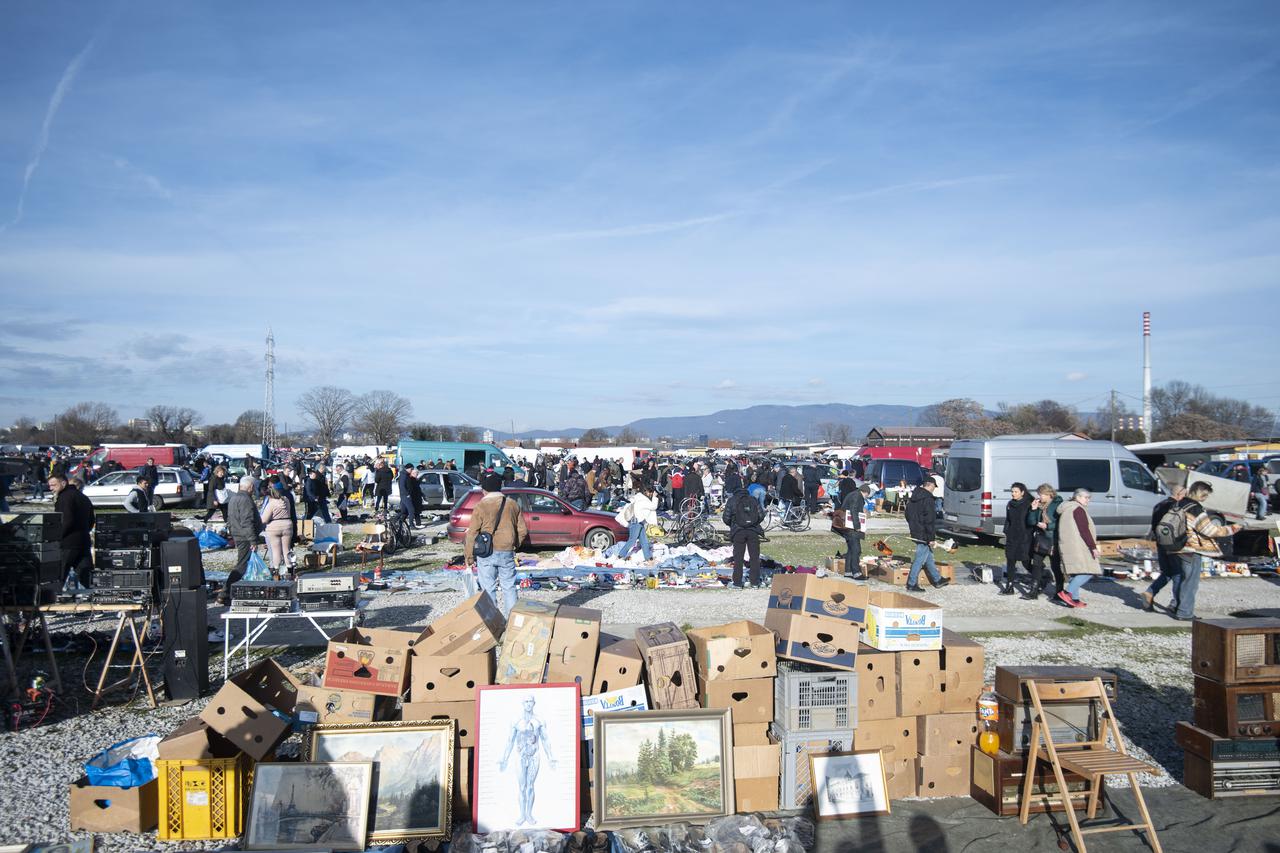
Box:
left=82, top=466, right=198, bottom=509
left=390, top=469, right=477, bottom=509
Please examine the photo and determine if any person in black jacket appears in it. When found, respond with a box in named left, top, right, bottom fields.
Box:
left=723, top=489, right=765, bottom=588
left=683, top=464, right=706, bottom=513
left=999, top=483, right=1034, bottom=595
left=831, top=484, right=871, bottom=580
left=397, top=464, right=417, bottom=523
left=779, top=468, right=804, bottom=512
left=1142, top=484, right=1186, bottom=612
left=140, top=457, right=158, bottom=503
left=50, top=473, right=95, bottom=590
left=722, top=463, right=743, bottom=500
left=802, top=464, right=821, bottom=512
left=373, top=459, right=393, bottom=511
left=905, top=479, right=949, bottom=592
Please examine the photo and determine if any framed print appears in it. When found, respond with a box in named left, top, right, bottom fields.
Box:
left=809, top=750, right=890, bottom=819
left=474, top=683, right=582, bottom=833
left=307, top=719, right=455, bottom=844
left=593, top=708, right=734, bottom=830
left=244, top=761, right=373, bottom=850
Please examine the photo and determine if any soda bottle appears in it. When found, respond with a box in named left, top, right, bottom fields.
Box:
left=978, top=685, right=1000, bottom=755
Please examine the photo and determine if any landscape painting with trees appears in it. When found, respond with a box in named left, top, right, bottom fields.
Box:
left=602, top=718, right=725, bottom=819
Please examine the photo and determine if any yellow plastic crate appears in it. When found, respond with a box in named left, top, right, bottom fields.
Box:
left=156, top=755, right=252, bottom=840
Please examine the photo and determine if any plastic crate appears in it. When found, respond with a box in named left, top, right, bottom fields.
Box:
left=156, top=755, right=252, bottom=840
left=774, top=660, right=857, bottom=732
left=773, top=724, right=854, bottom=810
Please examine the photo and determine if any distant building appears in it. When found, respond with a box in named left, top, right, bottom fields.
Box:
left=127, top=418, right=155, bottom=433
left=482, top=429, right=494, bottom=444
left=697, top=434, right=709, bottom=445
left=708, top=439, right=734, bottom=449
left=865, top=426, right=956, bottom=448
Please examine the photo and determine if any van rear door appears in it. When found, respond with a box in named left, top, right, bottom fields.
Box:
left=943, top=451, right=984, bottom=534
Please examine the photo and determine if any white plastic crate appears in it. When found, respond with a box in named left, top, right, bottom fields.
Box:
left=774, top=660, right=858, bottom=732
left=773, top=724, right=854, bottom=810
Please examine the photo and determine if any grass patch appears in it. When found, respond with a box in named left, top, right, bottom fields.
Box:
left=761, top=532, right=1006, bottom=568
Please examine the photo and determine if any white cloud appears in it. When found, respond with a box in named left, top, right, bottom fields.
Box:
left=1065, top=371, right=1088, bottom=382
left=716, top=379, right=737, bottom=390
left=807, top=378, right=824, bottom=387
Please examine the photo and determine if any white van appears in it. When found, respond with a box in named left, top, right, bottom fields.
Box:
left=942, top=437, right=1167, bottom=540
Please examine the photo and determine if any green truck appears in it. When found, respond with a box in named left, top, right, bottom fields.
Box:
left=395, top=441, right=521, bottom=478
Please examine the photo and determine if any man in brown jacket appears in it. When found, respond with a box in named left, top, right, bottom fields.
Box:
left=465, top=472, right=529, bottom=616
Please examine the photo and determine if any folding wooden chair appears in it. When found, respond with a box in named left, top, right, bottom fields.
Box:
left=1018, top=677, right=1162, bottom=852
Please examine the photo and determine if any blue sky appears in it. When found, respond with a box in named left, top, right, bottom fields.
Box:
left=1, top=2, right=1277, bottom=434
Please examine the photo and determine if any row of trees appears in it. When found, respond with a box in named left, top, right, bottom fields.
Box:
left=630, top=728, right=700, bottom=785
left=294, top=386, right=413, bottom=447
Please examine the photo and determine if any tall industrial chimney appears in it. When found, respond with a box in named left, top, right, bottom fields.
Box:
left=1142, top=312, right=1152, bottom=442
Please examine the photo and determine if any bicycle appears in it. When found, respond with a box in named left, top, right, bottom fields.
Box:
left=374, top=508, right=415, bottom=554
left=764, top=502, right=811, bottom=532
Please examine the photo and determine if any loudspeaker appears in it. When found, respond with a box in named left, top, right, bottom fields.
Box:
left=158, top=537, right=204, bottom=590
left=162, top=586, right=209, bottom=701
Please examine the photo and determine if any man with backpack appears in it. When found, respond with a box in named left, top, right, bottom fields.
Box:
left=1142, top=485, right=1185, bottom=613
left=1153, top=481, right=1241, bottom=621
left=464, top=472, right=528, bottom=616
left=723, top=487, right=766, bottom=588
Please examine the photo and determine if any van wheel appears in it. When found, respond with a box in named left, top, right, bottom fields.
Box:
left=585, top=528, right=615, bottom=550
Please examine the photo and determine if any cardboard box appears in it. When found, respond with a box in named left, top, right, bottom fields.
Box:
left=415, top=591, right=507, bottom=657
left=918, top=754, right=970, bottom=798
left=824, top=556, right=846, bottom=575
left=200, top=658, right=300, bottom=760
left=323, top=628, right=411, bottom=696
left=734, top=743, right=781, bottom=779
left=410, top=652, right=493, bottom=703
left=402, top=700, right=476, bottom=747
left=700, top=676, right=774, bottom=723
left=853, top=717, right=917, bottom=760
left=593, top=638, right=644, bottom=694
left=862, top=591, right=943, bottom=651
left=454, top=747, right=473, bottom=820
left=70, top=777, right=159, bottom=833
left=897, top=650, right=943, bottom=716
left=857, top=646, right=898, bottom=722
left=581, top=684, right=649, bottom=740
left=157, top=718, right=237, bottom=760
left=295, top=685, right=392, bottom=725
left=546, top=605, right=602, bottom=688
left=735, top=777, right=780, bottom=813
left=497, top=600, right=558, bottom=684
left=764, top=610, right=859, bottom=671
left=688, top=620, right=778, bottom=680
left=360, top=626, right=432, bottom=651
left=940, top=630, right=985, bottom=714
left=885, top=756, right=917, bottom=800
left=768, top=574, right=870, bottom=626
left=918, top=713, right=979, bottom=757
left=636, top=623, right=699, bottom=709
left=734, top=723, right=771, bottom=746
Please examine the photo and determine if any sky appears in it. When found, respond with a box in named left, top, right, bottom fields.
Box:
left=1, top=2, right=1278, bottom=435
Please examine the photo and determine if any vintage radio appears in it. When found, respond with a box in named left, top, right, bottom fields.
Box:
left=1192, top=677, right=1280, bottom=738
left=298, top=591, right=359, bottom=611
left=98, top=549, right=150, bottom=570
left=970, top=747, right=1102, bottom=816
left=995, top=666, right=1118, bottom=703
left=229, top=580, right=295, bottom=602
left=1193, top=618, right=1280, bottom=685
left=1176, top=721, right=1280, bottom=762
left=0, top=512, right=63, bottom=544
left=296, top=573, right=360, bottom=595
left=94, top=512, right=171, bottom=548
left=996, top=697, right=1098, bottom=753
left=90, top=569, right=154, bottom=606
left=1183, top=753, right=1280, bottom=799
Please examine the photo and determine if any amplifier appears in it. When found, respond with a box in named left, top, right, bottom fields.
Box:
left=1193, top=618, right=1280, bottom=685
left=0, top=513, right=62, bottom=544
left=0, top=554, right=63, bottom=586
left=95, top=529, right=153, bottom=549
left=995, top=666, right=1118, bottom=703
left=1184, top=753, right=1280, bottom=799
left=92, top=569, right=154, bottom=591
left=98, top=549, right=149, bottom=570
left=0, top=541, right=61, bottom=560
left=298, top=591, right=359, bottom=611
left=1176, top=721, right=1280, bottom=762
left=230, top=599, right=294, bottom=614
left=1193, top=677, right=1280, bottom=738
left=158, top=537, right=204, bottom=590
left=91, top=589, right=151, bottom=606
left=996, top=697, right=1098, bottom=753
left=96, top=511, right=171, bottom=534
left=296, top=573, right=360, bottom=594
left=230, top=580, right=295, bottom=602
left=970, top=746, right=1102, bottom=816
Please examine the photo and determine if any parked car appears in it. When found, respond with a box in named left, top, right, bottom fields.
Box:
left=81, top=466, right=197, bottom=509
left=864, top=458, right=929, bottom=490
left=391, top=469, right=478, bottom=509
left=446, top=487, right=627, bottom=550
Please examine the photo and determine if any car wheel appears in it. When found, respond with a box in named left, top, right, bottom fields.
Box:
left=152, top=494, right=166, bottom=510
left=585, top=527, right=615, bottom=550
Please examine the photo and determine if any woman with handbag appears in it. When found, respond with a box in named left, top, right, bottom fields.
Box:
left=1021, top=483, right=1064, bottom=601
left=203, top=464, right=228, bottom=522
left=619, top=484, right=659, bottom=561
left=829, top=484, right=871, bottom=580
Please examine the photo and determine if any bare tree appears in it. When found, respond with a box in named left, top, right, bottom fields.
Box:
left=296, top=386, right=357, bottom=449
left=203, top=423, right=237, bottom=443
left=355, top=390, right=413, bottom=445
left=147, top=405, right=201, bottom=441
left=579, top=427, right=611, bottom=447
left=409, top=423, right=456, bottom=441
left=233, top=410, right=266, bottom=443
left=55, top=402, right=118, bottom=446
left=615, top=426, right=641, bottom=445
left=917, top=398, right=989, bottom=438
left=455, top=426, right=480, bottom=443
left=816, top=422, right=854, bottom=444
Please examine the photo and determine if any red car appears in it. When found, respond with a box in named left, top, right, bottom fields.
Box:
left=447, top=487, right=628, bottom=550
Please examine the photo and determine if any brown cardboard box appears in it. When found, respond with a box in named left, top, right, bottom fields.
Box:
left=940, top=630, right=985, bottom=714
left=700, top=676, right=774, bottom=723
left=734, top=743, right=781, bottom=779
left=918, top=754, right=971, bottom=798
left=885, top=756, right=918, bottom=800
left=593, top=638, right=644, bottom=694
left=764, top=610, right=859, bottom=671
left=415, top=591, right=507, bottom=657
left=853, top=717, right=917, bottom=760
left=453, top=747, right=473, bottom=820
left=824, top=556, right=846, bottom=576
left=156, top=718, right=238, bottom=760
left=70, top=777, right=159, bottom=833
left=918, top=713, right=980, bottom=757
left=897, top=650, right=943, bottom=716
left=296, top=685, right=392, bottom=724
left=410, top=652, right=493, bottom=703
left=323, top=628, right=411, bottom=696
left=734, top=723, right=771, bottom=746
left=545, top=606, right=602, bottom=688
left=857, top=645, right=898, bottom=722
left=402, top=700, right=476, bottom=747
left=497, top=601, right=558, bottom=684
left=768, top=574, right=870, bottom=626
left=688, top=620, right=778, bottom=680
left=636, top=623, right=699, bottom=709
left=735, top=777, right=780, bottom=812
left=360, top=626, right=432, bottom=651
left=200, top=658, right=300, bottom=760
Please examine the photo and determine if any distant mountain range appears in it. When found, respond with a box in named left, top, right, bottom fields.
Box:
left=486, top=403, right=930, bottom=443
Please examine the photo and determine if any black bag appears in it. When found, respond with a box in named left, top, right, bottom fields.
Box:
left=732, top=493, right=764, bottom=529
left=1032, top=529, right=1054, bottom=557
left=472, top=495, right=507, bottom=559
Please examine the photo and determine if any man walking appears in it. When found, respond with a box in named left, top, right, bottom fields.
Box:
left=1166, top=482, right=1240, bottom=621
left=830, top=484, right=871, bottom=581
left=124, top=475, right=151, bottom=513
left=558, top=459, right=588, bottom=510
left=1142, top=485, right=1186, bottom=613
left=905, top=478, right=949, bottom=592
left=222, top=479, right=263, bottom=604
left=465, top=472, right=528, bottom=616
left=373, top=459, right=393, bottom=512
left=1251, top=468, right=1270, bottom=520
left=140, top=457, right=159, bottom=504
left=50, top=473, right=95, bottom=591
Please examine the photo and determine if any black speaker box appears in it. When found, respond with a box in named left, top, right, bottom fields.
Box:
left=158, top=537, right=204, bottom=590
left=162, top=586, right=209, bottom=701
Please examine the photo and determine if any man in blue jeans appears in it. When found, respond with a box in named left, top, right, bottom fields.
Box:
left=1142, top=485, right=1185, bottom=612
left=1167, top=481, right=1240, bottom=621
left=904, top=479, right=950, bottom=593
left=464, top=473, right=529, bottom=617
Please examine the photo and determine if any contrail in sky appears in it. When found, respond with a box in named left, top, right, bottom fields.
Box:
left=1, top=35, right=97, bottom=233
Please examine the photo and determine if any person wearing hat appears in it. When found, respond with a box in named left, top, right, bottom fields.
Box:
left=465, top=472, right=528, bottom=616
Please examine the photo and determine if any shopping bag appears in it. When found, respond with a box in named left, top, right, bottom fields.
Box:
left=244, top=549, right=271, bottom=581
left=83, top=735, right=161, bottom=787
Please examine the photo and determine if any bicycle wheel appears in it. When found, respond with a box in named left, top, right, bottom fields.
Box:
left=763, top=507, right=779, bottom=532
left=792, top=507, right=811, bottom=531
left=692, top=520, right=719, bottom=548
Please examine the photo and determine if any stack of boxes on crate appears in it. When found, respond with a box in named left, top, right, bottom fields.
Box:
left=1179, top=617, right=1280, bottom=799
left=0, top=513, right=62, bottom=606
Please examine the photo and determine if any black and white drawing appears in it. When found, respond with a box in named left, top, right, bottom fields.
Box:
left=810, top=751, right=890, bottom=819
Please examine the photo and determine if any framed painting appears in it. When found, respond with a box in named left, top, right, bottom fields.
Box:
left=244, top=761, right=373, bottom=851
left=474, top=683, right=582, bottom=833
left=809, top=750, right=890, bottom=819
left=307, top=719, right=455, bottom=844
left=593, top=708, right=734, bottom=830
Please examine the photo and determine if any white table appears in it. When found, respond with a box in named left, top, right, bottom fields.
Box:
left=221, top=603, right=366, bottom=677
